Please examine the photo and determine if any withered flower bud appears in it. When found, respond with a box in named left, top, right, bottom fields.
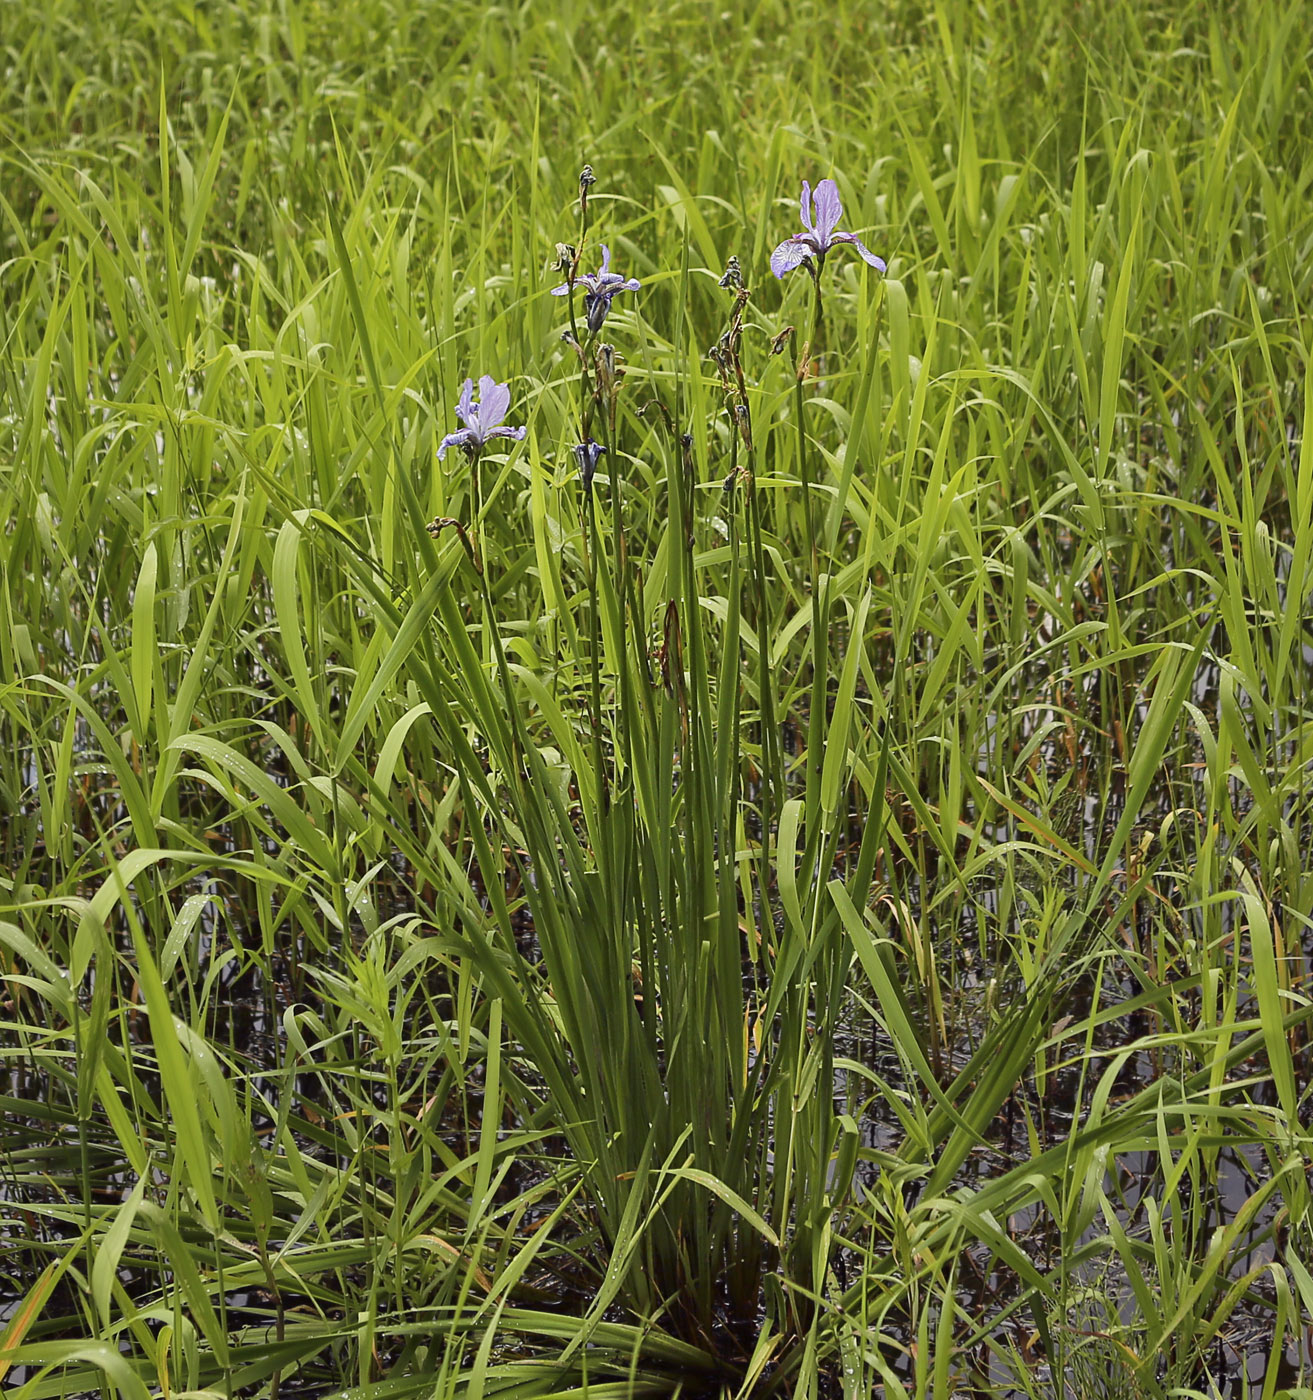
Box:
left=596, top=342, right=622, bottom=397
left=709, top=343, right=731, bottom=391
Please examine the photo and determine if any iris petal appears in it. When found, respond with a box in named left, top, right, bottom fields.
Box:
left=438, top=428, right=474, bottom=461
left=830, top=232, right=887, bottom=271
left=812, top=180, right=843, bottom=243
left=770, top=237, right=814, bottom=278
left=477, top=376, right=511, bottom=430
left=456, top=378, right=476, bottom=427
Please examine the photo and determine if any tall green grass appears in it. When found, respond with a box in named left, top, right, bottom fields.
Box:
left=3, top=0, right=1313, bottom=1395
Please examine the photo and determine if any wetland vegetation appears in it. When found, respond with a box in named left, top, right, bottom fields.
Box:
left=2, top=1, right=1313, bottom=1395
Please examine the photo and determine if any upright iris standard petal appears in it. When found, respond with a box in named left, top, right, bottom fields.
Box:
left=811, top=180, right=843, bottom=242
left=476, top=376, right=511, bottom=430
left=770, top=177, right=887, bottom=279
left=437, top=376, right=525, bottom=460
left=456, top=378, right=477, bottom=427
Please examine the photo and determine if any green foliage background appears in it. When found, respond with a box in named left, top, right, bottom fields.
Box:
left=3, top=1, right=1313, bottom=1396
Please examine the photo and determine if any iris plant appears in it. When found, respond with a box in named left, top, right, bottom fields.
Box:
left=770, top=179, right=885, bottom=278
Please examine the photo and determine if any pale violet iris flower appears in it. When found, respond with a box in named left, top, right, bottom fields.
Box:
left=551, top=245, right=641, bottom=333
left=437, top=376, right=527, bottom=460
left=770, top=179, right=886, bottom=279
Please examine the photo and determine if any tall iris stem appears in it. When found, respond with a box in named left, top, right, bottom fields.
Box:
left=469, top=447, right=491, bottom=674
left=582, top=482, right=608, bottom=813
left=721, top=452, right=751, bottom=989
left=462, top=458, right=530, bottom=803
left=561, top=195, right=606, bottom=806
left=593, top=358, right=630, bottom=791
left=807, top=252, right=828, bottom=377
left=794, top=298, right=825, bottom=818
left=746, top=463, right=779, bottom=873
left=564, top=196, right=611, bottom=803
left=793, top=346, right=817, bottom=586
left=603, top=398, right=635, bottom=782
left=570, top=175, right=596, bottom=438
left=469, top=446, right=485, bottom=568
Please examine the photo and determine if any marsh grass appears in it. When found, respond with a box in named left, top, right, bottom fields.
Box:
left=3, top=0, right=1313, bottom=1395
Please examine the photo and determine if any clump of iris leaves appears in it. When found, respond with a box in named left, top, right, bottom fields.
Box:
left=2, top=2, right=1313, bottom=1398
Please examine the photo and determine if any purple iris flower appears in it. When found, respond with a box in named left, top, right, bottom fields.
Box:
left=770, top=179, right=886, bottom=279
left=550, top=245, right=641, bottom=333
left=437, top=376, right=527, bottom=460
